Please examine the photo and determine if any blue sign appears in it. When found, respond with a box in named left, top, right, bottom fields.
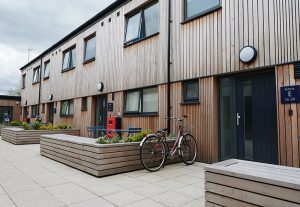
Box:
left=281, top=85, right=300, bottom=104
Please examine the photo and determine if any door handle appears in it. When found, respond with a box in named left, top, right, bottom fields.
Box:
left=237, top=113, right=241, bottom=126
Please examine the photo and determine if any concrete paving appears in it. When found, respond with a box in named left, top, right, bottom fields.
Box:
left=0, top=138, right=206, bottom=207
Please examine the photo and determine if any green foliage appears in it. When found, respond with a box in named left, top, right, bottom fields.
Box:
left=9, top=121, right=23, bottom=126
left=95, top=129, right=153, bottom=145
left=131, top=130, right=153, bottom=142
left=31, top=121, right=42, bottom=130
left=57, top=124, right=70, bottom=129
left=96, top=138, right=108, bottom=144
left=22, top=122, right=31, bottom=130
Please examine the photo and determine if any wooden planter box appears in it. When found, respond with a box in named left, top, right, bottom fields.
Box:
left=40, top=134, right=180, bottom=177
left=205, top=159, right=300, bottom=207
left=0, top=125, right=22, bottom=136
left=1, top=128, right=80, bottom=145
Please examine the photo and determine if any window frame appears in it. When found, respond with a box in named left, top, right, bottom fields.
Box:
left=62, top=46, right=76, bottom=72
left=31, top=105, right=39, bottom=118
left=32, top=67, right=41, bottom=84
left=43, top=60, right=50, bottom=80
left=183, top=0, right=221, bottom=22
left=60, top=99, right=74, bottom=117
left=124, top=1, right=159, bottom=46
left=183, top=80, right=200, bottom=103
left=83, top=34, right=96, bottom=63
left=22, top=74, right=26, bottom=89
left=124, top=86, right=158, bottom=115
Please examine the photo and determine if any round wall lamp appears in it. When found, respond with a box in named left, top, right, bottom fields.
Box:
left=239, top=46, right=258, bottom=64
left=49, top=94, right=53, bottom=101
left=97, top=82, right=104, bottom=92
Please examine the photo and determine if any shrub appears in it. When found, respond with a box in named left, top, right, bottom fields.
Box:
left=95, top=129, right=153, bottom=145
left=22, top=122, right=31, bottom=130
left=57, top=124, right=71, bottom=129
left=9, top=121, right=23, bottom=126
left=39, top=124, right=54, bottom=130
left=31, top=121, right=42, bottom=130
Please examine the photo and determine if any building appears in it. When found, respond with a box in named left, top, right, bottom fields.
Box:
left=20, top=0, right=300, bottom=168
left=0, top=95, right=21, bottom=123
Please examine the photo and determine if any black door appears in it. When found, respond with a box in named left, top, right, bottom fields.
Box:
left=95, top=95, right=107, bottom=137
left=0, top=106, right=13, bottom=123
left=220, top=71, right=278, bottom=165
left=48, top=103, right=54, bottom=124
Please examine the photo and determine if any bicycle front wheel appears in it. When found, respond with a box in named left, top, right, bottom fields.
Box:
left=179, top=134, right=197, bottom=165
left=140, top=135, right=166, bottom=172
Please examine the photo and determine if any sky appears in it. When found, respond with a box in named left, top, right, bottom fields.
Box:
left=0, top=0, right=115, bottom=95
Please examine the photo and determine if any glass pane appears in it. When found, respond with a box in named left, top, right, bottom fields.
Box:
left=22, top=75, right=26, bottom=88
left=186, top=0, right=219, bottom=19
left=125, top=91, right=140, bottom=112
left=69, top=100, right=74, bottom=115
left=144, top=3, right=159, bottom=37
left=185, top=81, right=199, bottom=100
left=125, top=12, right=142, bottom=42
left=220, top=78, right=235, bottom=160
left=244, top=80, right=253, bottom=160
left=63, top=51, right=70, bottom=69
left=71, top=48, right=76, bottom=68
left=33, top=70, right=37, bottom=83
left=61, top=101, right=69, bottom=115
left=84, top=37, right=96, bottom=61
left=143, top=87, right=158, bottom=113
left=44, top=63, right=50, bottom=78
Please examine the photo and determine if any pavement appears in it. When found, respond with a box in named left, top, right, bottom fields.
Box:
left=0, top=138, right=206, bottom=207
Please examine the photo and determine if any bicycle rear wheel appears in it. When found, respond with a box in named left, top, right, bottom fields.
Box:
left=179, top=134, right=197, bottom=165
left=140, top=135, right=166, bottom=172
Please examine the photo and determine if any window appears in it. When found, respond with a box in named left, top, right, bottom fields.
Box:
left=22, top=74, right=26, bottom=89
left=44, top=61, right=50, bottom=79
left=184, top=0, right=220, bottom=20
left=84, top=35, right=96, bottom=62
left=31, top=105, right=39, bottom=118
left=124, top=87, right=158, bottom=114
left=62, top=46, right=76, bottom=71
left=183, top=80, right=199, bottom=103
left=32, top=67, right=40, bottom=84
left=81, top=97, right=88, bottom=111
left=60, top=100, right=74, bottom=116
left=124, top=2, right=159, bottom=45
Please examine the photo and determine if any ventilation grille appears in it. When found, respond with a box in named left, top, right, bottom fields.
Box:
left=295, top=62, right=300, bottom=79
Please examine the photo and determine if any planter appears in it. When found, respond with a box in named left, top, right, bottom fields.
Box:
left=40, top=134, right=180, bottom=177
left=0, top=125, right=22, bottom=136
left=1, top=128, right=80, bottom=145
left=205, top=159, right=300, bottom=206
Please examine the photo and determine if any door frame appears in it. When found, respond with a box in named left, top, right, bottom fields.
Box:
left=94, top=94, right=108, bottom=137
left=218, top=68, right=278, bottom=162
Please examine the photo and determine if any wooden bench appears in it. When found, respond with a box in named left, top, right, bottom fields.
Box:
left=40, top=134, right=180, bottom=177
left=1, top=128, right=80, bottom=145
left=205, top=159, right=300, bottom=207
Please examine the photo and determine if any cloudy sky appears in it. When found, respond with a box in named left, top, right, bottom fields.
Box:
left=0, top=0, right=115, bottom=95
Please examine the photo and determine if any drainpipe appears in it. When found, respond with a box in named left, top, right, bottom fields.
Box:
left=38, top=58, right=42, bottom=117
left=167, top=0, right=172, bottom=132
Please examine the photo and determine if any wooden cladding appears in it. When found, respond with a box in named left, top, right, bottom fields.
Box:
left=171, top=78, right=218, bottom=163
left=276, top=64, right=300, bottom=168
left=172, top=0, right=300, bottom=81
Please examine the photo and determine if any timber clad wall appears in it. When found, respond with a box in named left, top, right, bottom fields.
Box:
left=276, top=64, right=300, bottom=168
left=0, top=99, right=21, bottom=121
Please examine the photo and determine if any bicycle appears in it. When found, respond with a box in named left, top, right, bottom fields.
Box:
left=139, top=115, right=198, bottom=172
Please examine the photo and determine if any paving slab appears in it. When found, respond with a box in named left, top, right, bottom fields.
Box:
left=0, top=138, right=206, bottom=207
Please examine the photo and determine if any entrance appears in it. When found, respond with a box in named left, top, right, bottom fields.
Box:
left=219, top=71, right=278, bottom=164
left=48, top=103, right=54, bottom=124
left=0, top=106, right=13, bottom=123
left=95, top=95, right=107, bottom=137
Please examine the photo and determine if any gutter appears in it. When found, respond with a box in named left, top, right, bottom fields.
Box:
left=38, top=59, right=42, bottom=115
left=167, top=0, right=172, bottom=132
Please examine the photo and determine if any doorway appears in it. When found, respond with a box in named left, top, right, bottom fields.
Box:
left=48, top=103, right=54, bottom=124
left=95, top=95, right=107, bottom=137
left=219, top=71, right=278, bottom=164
